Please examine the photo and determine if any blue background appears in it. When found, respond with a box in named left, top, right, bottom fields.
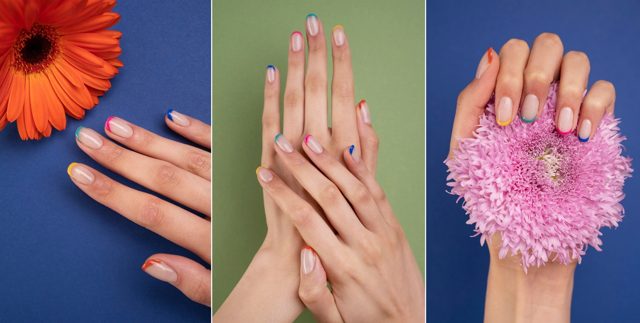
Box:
left=0, top=1, right=210, bottom=321
left=427, top=0, right=640, bottom=322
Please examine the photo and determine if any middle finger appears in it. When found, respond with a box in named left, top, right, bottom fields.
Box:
left=304, top=13, right=330, bottom=137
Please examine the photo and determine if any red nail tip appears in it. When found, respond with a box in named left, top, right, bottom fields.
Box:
left=105, top=116, right=114, bottom=132
left=487, top=48, right=494, bottom=64
left=304, top=134, right=311, bottom=144
left=141, top=259, right=160, bottom=270
left=303, top=245, right=314, bottom=252
left=291, top=31, right=303, bottom=37
left=358, top=99, right=366, bottom=108
left=557, top=129, right=573, bottom=136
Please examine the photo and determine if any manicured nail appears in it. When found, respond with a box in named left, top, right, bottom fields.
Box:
left=333, top=25, right=345, bottom=46
left=75, top=127, right=103, bottom=149
left=496, top=97, right=513, bottom=126
left=301, top=246, right=316, bottom=275
left=306, top=13, right=319, bottom=36
left=557, top=107, right=574, bottom=135
left=349, top=144, right=360, bottom=162
left=275, top=133, right=294, bottom=153
left=67, top=163, right=94, bottom=185
left=578, top=119, right=591, bottom=142
left=166, top=109, right=190, bottom=127
left=142, top=259, right=178, bottom=284
left=105, top=116, right=133, bottom=138
left=266, top=65, right=276, bottom=83
left=291, top=31, right=303, bottom=52
left=521, top=94, right=538, bottom=123
left=358, top=100, right=371, bottom=124
left=475, top=47, right=493, bottom=79
left=256, top=166, right=273, bottom=182
left=304, top=134, right=323, bottom=154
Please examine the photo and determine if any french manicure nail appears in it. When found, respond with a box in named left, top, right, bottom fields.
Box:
left=557, top=107, right=574, bottom=134
left=578, top=119, right=591, bottom=142
left=475, top=48, right=493, bottom=79
left=105, top=116, right=133, bottom=138
left=496, top=97, right=513, bottom=126
left=333, top=25, right=345, bottom=46
left=256, top=166, right=273, bottom=182
left=67, top=163, right=95, bottom=185
left=349, top=144, right=355, bottom=155
left=358, top=100, right=371, bottom=124
left=275, top=133, right=294, bottom=153
left=304, top=134, right=323, bottom=154
left=306, top=13, right=319, bottom=36
left=142, top=259, right=178, bottom=284
left=167, top=109, right=190, bottom=127
left=349, top=144, right=360, bottom=162
left=75, top=127, right=103, bottom=149
left=521, top=94, right=539, bottom=123
left=301, top=246, right=316, bottom=274
left=291, top=31, right=303, bottom=52
left=266, top=65, right=276, bottom=83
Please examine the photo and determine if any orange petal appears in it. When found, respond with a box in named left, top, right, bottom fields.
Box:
left=51, top=60, right=94, bottom=108
left=29, top=74, right=49, bottom=132
left=7, top=69, right=26, bottom=122
left=65, top=32, right=119, bottom=50
left=58, top=12, right=119, bottom=35
left=59, top=57, right=111, bottom=91
left=40, top=73, right=66, bottom=130
left=44, top=68, right=85, bottom=119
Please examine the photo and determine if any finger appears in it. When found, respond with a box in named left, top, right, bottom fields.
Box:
left=355, top=100, right=378, bottom=173
left=165, top=109, right=211, bottom=149
left=449, top=48, right=500, bottom=158
left=255, top=166, right=343, bottom=261
left=262, top=63, right=281, bottom=166
left=495, top=39, right=530, bottom=126
left=521, top=33, right=564, bottom=123
left=283, top=31, right=305, bottom=139
left=330, top=25, right=357, bottom=145
left=67, top=163, right=210, bottom=261
left=556, top=51, right=590, bottom=135
left=75, top=127, right=211, bottom=216
left=304, top=13, right=330, bottom=136
left=274, top=133, right=366, bottom=241
left=577, top=80, right=616, bottom=142
left=303, top=134, right=384, bottom=232
left=105, top=116, right=211, bottom=181
left=299, top=247, right=343, bottom=323
left=141, top=254, right=211, bottom=307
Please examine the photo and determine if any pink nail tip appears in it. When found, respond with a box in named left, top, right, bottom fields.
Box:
left=304, top=134, right=311, bottom=144
left=105, top=116, right=115, bottom=131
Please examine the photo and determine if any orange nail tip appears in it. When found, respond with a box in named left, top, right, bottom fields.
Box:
left=497, top=119, right=511, bottom=127
left=141, top=259, right=160, bottom=271
left=332, top=24, right=344, bottom=32
left=487, top=47, right=494, bottom=64
left=67, top=162, right=77, bottom=176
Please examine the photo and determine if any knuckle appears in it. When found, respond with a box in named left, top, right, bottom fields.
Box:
left=535, top=32, right=563, bottom=48
left=359, top=239, right=383, bottom=264
left=284, top=91, right=301, bottom=107
left=305, top=74, right=326, bottom=94
left=154, top=163, right=180, bottom=187
left=524, top=69, right=553, bottom=88
left=290, top=204, right=314, bottom=227
left=298, top=284, right=325, bottom=305
left=100, top=145, right=124, bottom=163
left=365, top=134, right=379, bottom=151
left=561, top=85, right=584, bottom=101
left=352, top=184, right=372, bottom=206
left=319, top=184, right=342, bottom=204
left=264, top=87, right=279, bottom=100
left=187, top=275, right=211, bottom=305
left=262, top=114, right=279, bottom=129
left=333, top=82, right=354, bottom=100
left=497, top=73, right=523, bottom=90
left=503, top=38, right=529, bottom=52
left=135, top=130, right=154, bottom=147
left=186, top=151, right=211, bottom=174
left=138, top=197, right=165, bottom=228
left=93, top=178, right=114, bottom=198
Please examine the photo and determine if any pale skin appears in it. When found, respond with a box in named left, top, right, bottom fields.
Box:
left=451, top=33, right=616, bottom=323
left=67, top=110, right=211, bottom=306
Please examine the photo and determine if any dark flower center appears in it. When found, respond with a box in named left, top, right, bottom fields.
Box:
left=13, top=24, right=59, bottom=73
left=21, top=34, right=53, bottom=64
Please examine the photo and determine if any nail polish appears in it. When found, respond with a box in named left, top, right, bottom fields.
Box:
left=333, top=25, right=345, bottom=46
left=358, top=100, right=371, bottom=124
left=304, top=134, right=323, bottom=154
left=475, top=48, right=493, bottom=79
left=496, top=97, right=513, bottom=126
left=521, top=94, right=539, bottom=123
left=105, top=116, right=133, bottom=138
left=142, top=259, right=178, bottom=283
left=578, top=119, right=591, bottom=142
left=256, top=166, right=273, bottom=182
left=349, top=144, right=355, bottom=155
left=291, top=31, right=303, bottom=52
left=301, top=246, right=316, bottom=274
left=274, top=133, right=294, bottom=153
left=67, top=163, right=95, bottom=185
left=557, top=107, right=574, bottom=135
left=75, top=127, right=103, bottom=149
left=266, top=65, right=276, bottom=83
left=166, top=109, right=190, bottom=127
left=306, top=13, right=319, bottom=36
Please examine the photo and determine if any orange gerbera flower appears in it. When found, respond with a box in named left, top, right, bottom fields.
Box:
left=0, top=0, right=122, bottom=140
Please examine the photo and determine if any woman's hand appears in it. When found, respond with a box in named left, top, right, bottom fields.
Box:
left=449, top=33, right=616, bottom=323
left=67, top=110, right=211, bottom=306
left=214, top=14, right=377, bottom=322
left=256, top=133, right=424, bottom=323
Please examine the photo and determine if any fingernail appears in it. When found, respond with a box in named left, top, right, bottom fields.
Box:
left=105, top=116, right=133, bottom=138
left=349, top=144, right=355, bottom=155
left=75, top=127, right=103, bottom=149
left=521, top=94, right=539, bottom=123
left=306, top=13, right=319, bottom=36
left=557, top=107, right=574, bottom=135
left=291, top=31, right=303, bottom=52
left=475, top=47, right=493, bottom=79
left=274, top=133, right=294, bottom=153
left=67, top=163, right=94, bottom=185
left=266, top=65, right=276, bottom=83
left=301, top=246, right=316, bottom=275
left=166, top=109, right=190, bottom=127
left=578, top=119, right=591, bottom=142
left=358, top=99, right=371, bottom=124
left=496, top=97, right=513, bottom=126
left=256, top=166, right=273, bottom=182
left=142, top=259, right=178, bottom=284
left=304, top=134, right=323, bottom=154
left=333, top=25, right=345, bottom=46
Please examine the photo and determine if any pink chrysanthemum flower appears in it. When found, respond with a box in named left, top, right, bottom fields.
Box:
left=446, top=83, right=632, bottom=270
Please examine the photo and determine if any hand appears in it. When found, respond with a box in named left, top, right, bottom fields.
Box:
left=214, top=14, right=377, bottom=322
left=256, top=133, right=424, bottom=323
left=449, top=33, right=616, bottom=323
left=67, top=110, right=211, bottom=306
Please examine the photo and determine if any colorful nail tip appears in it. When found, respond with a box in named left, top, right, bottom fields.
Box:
left=267, top=64, right=275, bottom=70
left=304, top=134, right=311, bottom=144
left=306, top=13, right=317, bottom=18
left=497, top=120, right=511, bottom=127
left=579, top=136, right=589, bottom=143
left=274, top=133, right=283, bottom=142
left=66, top=162, right=77, bottom=176
left=521, top=116, right=536, bottom=124
left=104, top=116, right=114, bottom=131
left=349, top=144, right=355, bottom=155
left=74, top=126, right=84, bottom=138
left=333, top=24, right=344, bottom=31
left=487, top=47, right=494, bottom=63
left=557, top=128, right=573, bottom=136
left=166, top=108, right=174, bottom=121
left=141, top=259, right=160, bottom=270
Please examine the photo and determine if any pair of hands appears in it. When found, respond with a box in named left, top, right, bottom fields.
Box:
left=215, top=14, right=424, bottom=323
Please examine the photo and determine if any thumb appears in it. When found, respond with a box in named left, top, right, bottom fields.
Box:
left=298, top=246, right=343, bottom=323
left=448, top=48, right=500, bottom=158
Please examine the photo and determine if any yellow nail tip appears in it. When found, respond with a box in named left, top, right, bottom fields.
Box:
left=497, top=119, right=512, bottom=127
left=255, top=166, right=262, bottom=175
left=332, top=24, right=344, bottom=31
left=67, top=162, right=77, bottom=176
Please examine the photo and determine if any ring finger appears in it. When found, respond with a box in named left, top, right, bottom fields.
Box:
left=556, top=51, right=590, bottom=134
left=495, top=38, right=529, bottom=126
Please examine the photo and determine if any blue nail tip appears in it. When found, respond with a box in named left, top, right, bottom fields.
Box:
left=74, top=126, right=83, bottom=138
left=166, top=108, right=174, bottom=121
left=578, top=136, right=589, bottom=143
left=348, top=144, right=355, bottom=155
left=275, top=133, right=283, bottom=142
left=267, top=64, right=275, bottom=70
left=306, top=13, right=317, bottom=18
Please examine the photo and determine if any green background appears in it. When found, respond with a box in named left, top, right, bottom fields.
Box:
left=213, top=0, right=424, bottom=320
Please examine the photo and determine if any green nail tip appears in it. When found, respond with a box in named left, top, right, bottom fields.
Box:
left=521, top=116, right=536, bottom=123
left=306, top=13, right=317, bottom=18
left=75, top=126, right=84, bottom=138
left=274, top=133, right=282, bottom=142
